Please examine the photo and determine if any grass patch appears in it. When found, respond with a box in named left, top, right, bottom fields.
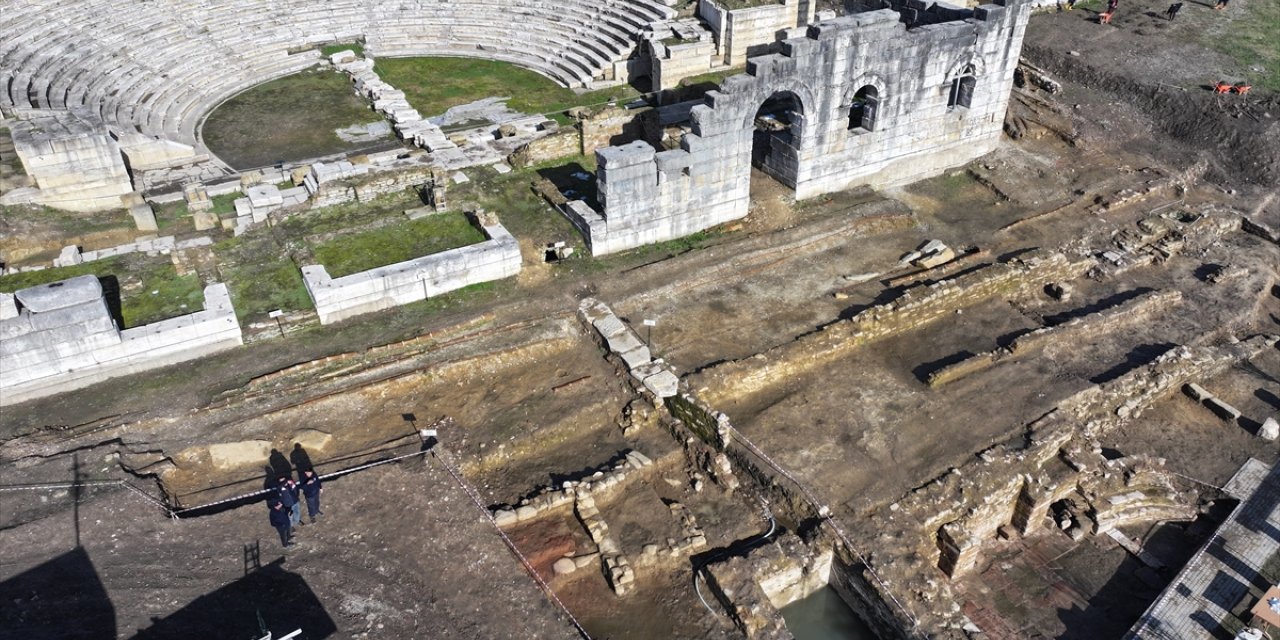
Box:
left=203, top=68, right=385, bottom=169
left=447, top=163, right=586, bottom=248
left=216, top=234, right=312, bottom=322
left=311, top=213, right=486, bottom=278
left=373, top=57, right=640, bottom=119
left=1, top=204, right=135, bottom=237
left=210, top=193, right=239, bottom=216
left=214, top=191, right=421, bottom=322
left=320, top=42, right=364, bottom=59
left=0, top=255, right=203, bottom=327
left=276, top=192, right=422, bottom=237
left=677, top=67, right=745, bottom=89
left=1206, top=0, right=1280, bottom=92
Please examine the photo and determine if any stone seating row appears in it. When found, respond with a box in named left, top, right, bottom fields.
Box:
left=1, top=0, right=674, bottom=146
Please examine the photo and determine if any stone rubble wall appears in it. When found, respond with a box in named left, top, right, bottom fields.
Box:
left=694, top=248, right=1094, bottom=404
left=0, top=276, right=243, bottom=406
left=580, top=106, right=654, bottom=156
left=301, top=218, right=521, bottom=325
left=862, top=335, right=1278, bottom=632
left=928, top=288, right=1183, bottom=386
left=490, top=450, right=654, bottom=527
left=509, top=130, right=580, bottom=167
left=573, top=0, right=1030, bottom=255
left=490, top=450, right=657, bottom=595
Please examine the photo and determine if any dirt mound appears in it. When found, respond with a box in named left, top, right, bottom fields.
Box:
left=1024, top=43, right=1280, bottom=188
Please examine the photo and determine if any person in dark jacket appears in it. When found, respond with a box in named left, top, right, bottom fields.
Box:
left=300, top=469, right=323, bottom=524
left=276, top=476, right=302, bottom=528
left=1166, top=2, right=1182, bottom=19
left=268, top=499, right=293, bottom=548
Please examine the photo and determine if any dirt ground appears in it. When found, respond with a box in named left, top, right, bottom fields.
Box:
left=3, top=3, right=1280, bottom=639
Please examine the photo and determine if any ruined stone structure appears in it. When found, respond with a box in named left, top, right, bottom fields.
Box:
left=5, top=109, right=136, bottom=212
left=0, top=275, right=243, bottom=406
left=698, top=0, right=817, bottom=66
left=301, top=213, right=522, bottom=325
left=567, top=1, right=1030, bottom=255
left=0, top=0, right=674, bottom=151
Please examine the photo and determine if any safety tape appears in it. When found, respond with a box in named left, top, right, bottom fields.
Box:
left=0, top=479, right=174, bottom=516
left=431, top=449, right=594, bottom=640
left=171, top=446, right=432, bottom=515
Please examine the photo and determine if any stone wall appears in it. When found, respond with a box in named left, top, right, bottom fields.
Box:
left=928, top=288, right=1183, bottom=386
left=650, top=38, right=719, bottom=91
left=572, top=1, right=1030, bottom=255
left=694, top=249, right=1093, bottom=405
left=699, top=0, right=815, bottom=66
left=509, top=130, right=580, bottom=167
left=0, top=275, right=243, bottom=406
left=580, top=106, right=652, bottom=156
left=853, top=335, right=1277, bottom=631
left=723, top=0, right=810, bottom=66
left=9, top=109, right=134, bottom=212
left=301, top=215, right=521, bottom=325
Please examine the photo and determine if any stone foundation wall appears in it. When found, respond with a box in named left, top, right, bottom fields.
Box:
left=0, top=275, right=243, bottom=406
left=575, top=1, right=1030, bottom=255
left=301, top=217, right=521, bottom=325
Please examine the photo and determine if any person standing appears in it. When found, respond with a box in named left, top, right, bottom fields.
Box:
left=1166, top=2, right=1182, bottom=19
left=300, top=469, right=323, bottom=524
left=269, top=499, right=293, bottom=548
left=277, top=475, right=302, bottom=528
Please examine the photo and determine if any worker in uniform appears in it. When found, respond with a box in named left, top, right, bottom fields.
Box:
left=276, top=475, right=302, bottom=528
left=300, top=469, right=324, bottom=524
left=268, top=498, right=293, bottom=548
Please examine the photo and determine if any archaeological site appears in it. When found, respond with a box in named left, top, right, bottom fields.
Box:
left=1, top=0, right=1278, bottom=637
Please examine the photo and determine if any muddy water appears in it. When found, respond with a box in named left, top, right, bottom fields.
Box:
left=780, top=586, right=879, bottom=640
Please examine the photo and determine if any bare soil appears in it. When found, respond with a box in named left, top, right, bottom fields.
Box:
left=3, top=5, right=1280, bottom=639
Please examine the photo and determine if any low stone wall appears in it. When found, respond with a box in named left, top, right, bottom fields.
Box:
left=928, top=288, right=1182, bottom=386
left=580, top=106, right=652, bottom=156
left=578, top=297, right=679, bottom=397
left=0, top=275, right=243, bottom=406
left=694, top=249, right=1095, bottom=404
left=301, top=216, right=521, bottom=325
left=509, top=130, right=580, bottom=167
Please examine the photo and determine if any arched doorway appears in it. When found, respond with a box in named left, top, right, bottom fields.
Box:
left=751, top=91, right=804, bottom=188
left=848, top=85, right=879, bottom=132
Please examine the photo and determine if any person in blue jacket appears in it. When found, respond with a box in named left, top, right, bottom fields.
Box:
left=268, top=498, right=293, bottom=548
left=276, top=475, right=301, bottom=528
left=300, top=469, right=323, bottom=524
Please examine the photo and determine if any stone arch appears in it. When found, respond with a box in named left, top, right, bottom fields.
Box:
left=745, top=86, right=812, bottom=189
left=845, top=74, right=888, bottom=133
left=734, top=81, right=818, bottom=134
left=945, top=52, right=989, bottom=81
